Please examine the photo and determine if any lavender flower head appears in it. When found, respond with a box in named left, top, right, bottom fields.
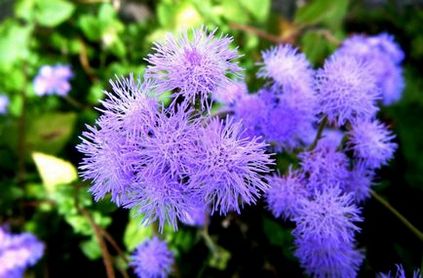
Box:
left=346, top=162, right=375, bottom=202
left=33, top=64, right=73, bottom=96
left=0, top=95, right=9, bottom=115
left=213, top=80, right=247, bottom=106
left=266, top=170, right=307, bottom=220
left=315, top=53, right=380, bottom=126
left=192, top=117, right=273, bottom=215
left=145, top=27, right=241, bottom=111
left=340, top=33, right=405, bottom=105
left=258, top=44, right=314, bottom=92
left=130, top=237, right=174, bottom=278
left=233, top=93, right=267, bottom=139
left=348, top=120, right=397, bottom=169
left=292, top=187, right=363, bottom=278
left=0, top=228, right=44, bottom=278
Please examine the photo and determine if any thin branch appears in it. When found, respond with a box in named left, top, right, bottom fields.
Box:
left=80, top=208, right=116, bottom=278
left=371, top=190, right=423, bottom=242
left=17, top=64, right=28, bottom=185
left=308, top=116, right=328, bottom=151
left=101, top=228, right=129, bottom=264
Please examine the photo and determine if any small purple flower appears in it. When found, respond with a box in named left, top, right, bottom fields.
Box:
left=322, top=129, right=345, bottom=149
left=233, top=93, right=267, bottom=139
left=33, top=64, right=73, bottom=96
left=298, top=138, right=350, bottom=193
left=266, top=170, right=307, bottom=220
left=292, top=187, right=363, bottom=278
left=0, top=228, right=44, bottom=277
left=192, top=117, right=273, bottom=215
left=315, top=53, right=380, bottom=126
left=348, top=120, right=397, bottom=169
left=258, top=44, right=314, bottom=92
left=130, top=237, right=174, bottom=278
left=346, top=162, right=375, bottom=202
left=145, top=27, right=241, bottom=111
left=181, top=204, right=208, bottom=227
left=378, top=264, right=421, bottom=278
left=0, top=95, right=9, bottom=115
left=340, top=33, right=405, bottom=105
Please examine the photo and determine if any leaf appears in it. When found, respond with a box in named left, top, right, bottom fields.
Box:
left=124, top=211, right=153, bottom=251
left=32, top=152, right=77, bottom=194
left=208, top=246, right=231, bottom=270
left=294, top=0, right=349, bottom=30
left=26, top=112, right=77, bottom=155
left=0, top=21, right=32, bottom=70
left=80, top=236, right=102, bottom=260
left=239, top=0, right=270, bottom=22
left=34, top=0, right=75, bottom=27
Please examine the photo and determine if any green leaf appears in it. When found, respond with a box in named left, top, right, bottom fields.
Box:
left=78, top=15, right=102, bottom=41
left=26, top=112, right=77, bottom=155
left=80, top=236, right=102, bottom=260
left=239, top=0, right=270, bottom=22
left=34, top=0, right=75, bottom=27
left=124, top=211, right=153, bottom=251
left=0, top=21, right=32, bottom=70
left=65, top=214, right=93, bottom=236
left=221, top=0, right=249, bottom=24
left=32, top=152, right=78, bottom=194
left=294, top=0, right=349, bottom=30
left=208, top=246, right=231, bottom=270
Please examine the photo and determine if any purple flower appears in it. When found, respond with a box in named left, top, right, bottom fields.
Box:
left=33, top=64, right=73, bottom=96
left=378, top=264, right=421, bottom=278
left=258, top=44, right=314, bottom=92
left=180, top=204, right=208, bottom=227
left=0, top=228, right=44, bottom=277
left=213, top=81, right=248, bottom=106
left=0, top=95, right=9, bottom=115
left=292, top=187, right=363, bottom=278
left=346, top=162, right=375, bottom=202
left=130, top=237, right=174, bottom=278
left=266, top=170, right=307, bottom=220
left=298, top=138, right=350, bottom=193
left=315, top=53, right=380, bottom=126
left=233, top=93, right=267, bottom=139
left=145, top=27, right=241, bottom=111
left=340, top=33, right=405, bottom=105
left=321, top=129, right=345, bottom=148
left=192, top=117, right=273, bottom=215
left=348, top=120, right=397, bottom=169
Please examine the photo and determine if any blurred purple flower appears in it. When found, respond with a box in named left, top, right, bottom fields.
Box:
left=315, top=53, right=380, bottom=126
left=130, top=237, right=174, bottom=278
left=292, top=187, right=363, bottom=278
left=0, top=228, right=44, bottom=278
left=213, top=81, right=248, bottom=106
left=33, top=64, right=73, bottom=96
left=180, top=204, right=208, bottom=227
left=0, top=95, right=9, bottom=115
left=348, top=120, right=397, bottom=169
left=145, top=27, right=241, bottom=111
left=232, top=93, right=267, bottom=139
left=378, top=264, right=421, bottom=278
left=346, top=162, right=375, bottom=202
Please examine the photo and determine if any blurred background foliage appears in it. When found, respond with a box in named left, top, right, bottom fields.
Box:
left=0, top=0, right=422, bottom=277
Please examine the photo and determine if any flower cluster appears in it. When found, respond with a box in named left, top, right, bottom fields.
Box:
left=78, top=29, right=273, bottom=231
left=378, top=264, right=421, bottom=278
left=33, top=64, right=73, bottom=96
left=130, top=237, right=174, bottom=278
left=0, top=227, right=44, bottom=278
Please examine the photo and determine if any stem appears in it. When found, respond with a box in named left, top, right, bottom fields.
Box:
left=101, top=229, right=129, bottom=264
left=80, top=208, right=116, bottom=278
left=371, top=190, right=423, bottom=242
left=308, top=116, right=328, bottom=151
left=17, top=64, right=28, bottom=185
left=201, top=225, right=217, bottom=254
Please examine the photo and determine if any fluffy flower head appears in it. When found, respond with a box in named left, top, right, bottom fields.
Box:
left=145, top=27, right=241, bottom=111
left=131, top=237, right=174, bottom=278
left=315, top=53, right=380, bottom=126
left=0, top=95, right=9, bottom=115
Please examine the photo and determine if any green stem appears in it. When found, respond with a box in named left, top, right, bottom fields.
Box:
left=371, top=190, right=423, bottom=242
left=308, top=116, right=328, bottom=151
left=201, top=225, right=218, bottom=254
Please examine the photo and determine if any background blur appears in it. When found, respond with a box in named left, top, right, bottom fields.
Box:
left=0, top=0, right=422, bottom=277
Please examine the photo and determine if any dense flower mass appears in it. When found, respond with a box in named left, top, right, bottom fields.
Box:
left=378, top=264, right=422, bottom=278
left=130, top=237, right=174, bottom=278
left=314, top=53, right=380, bottom=126
left=33, top=64, right=73, bottom=96
left=292, top=187, right=363, bottom=278
left=0, top=95, right=9, bottom=115
left=145, top=27, right=241, bottom=110
left=339, top=33, right=405, bottom=105
left=0, top=228, right=44, bottom=278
